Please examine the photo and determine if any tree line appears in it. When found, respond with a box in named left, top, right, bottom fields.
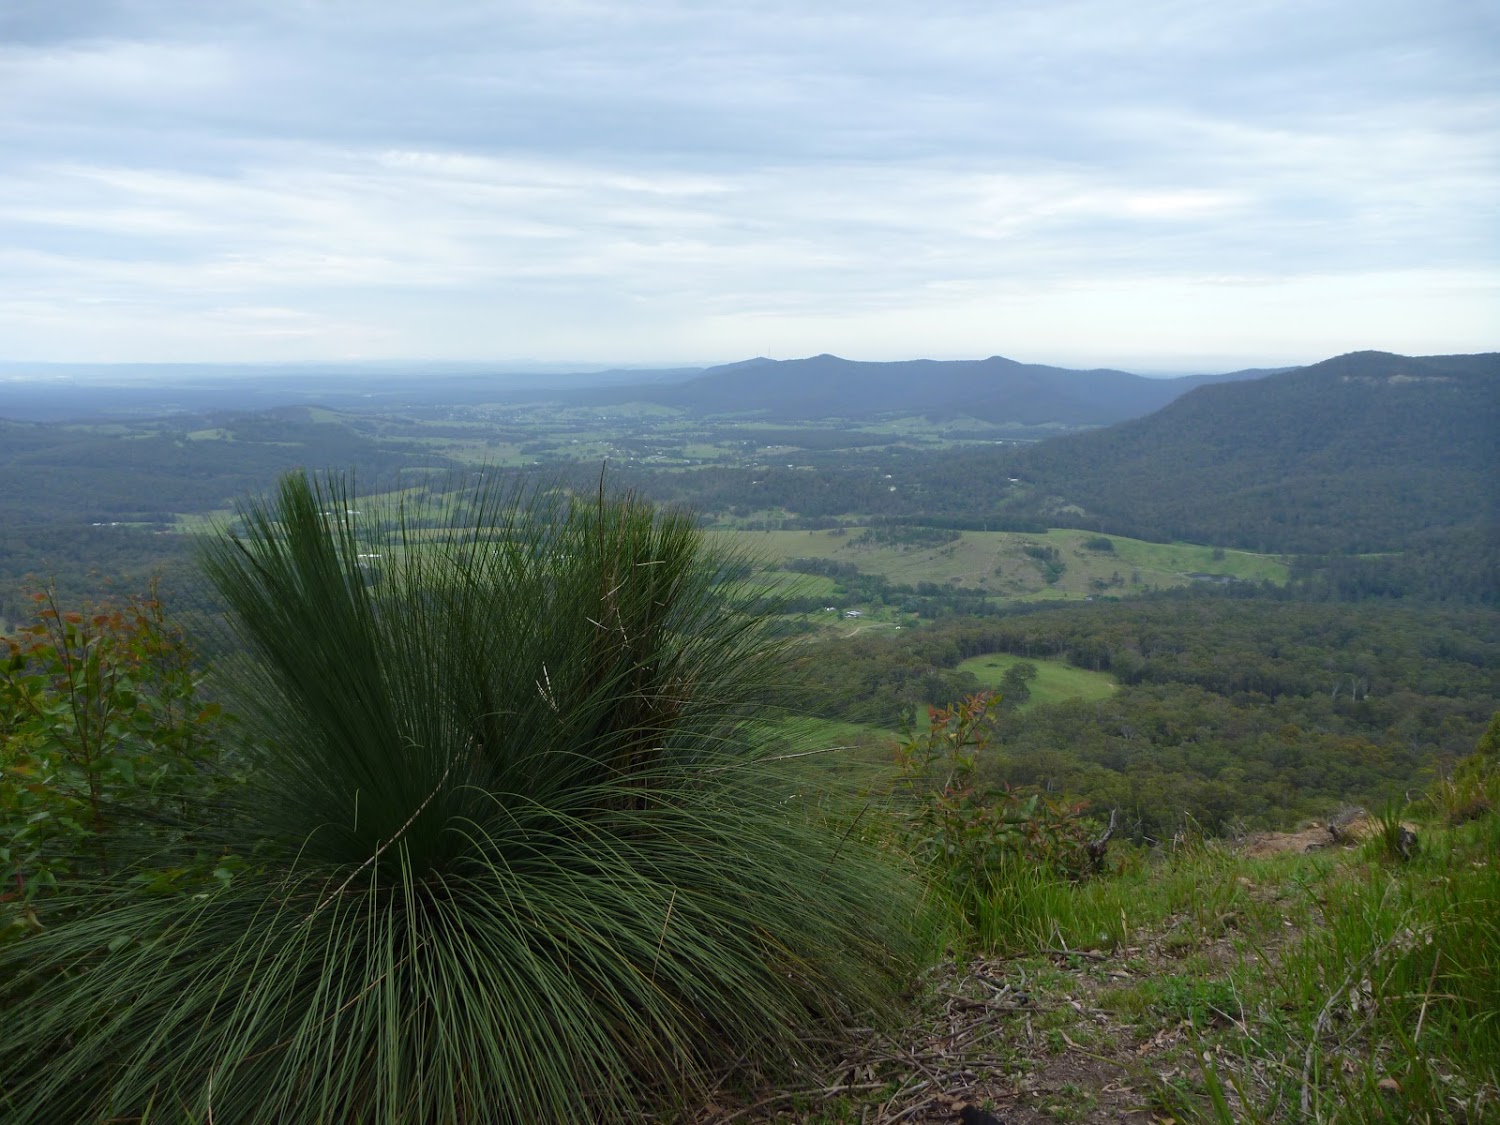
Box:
left=786, top=595, right=1499, bottom=835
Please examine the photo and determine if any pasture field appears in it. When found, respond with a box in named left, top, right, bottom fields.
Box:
left=956, top=652, right=1116, bottom=708
left=723, top=526, right=1287, bottom=604
left=1093, top=532, right=1287, bottom=584
left=740, top=569, right=840, bottom=601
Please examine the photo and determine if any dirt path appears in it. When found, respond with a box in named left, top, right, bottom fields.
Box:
left=696, top=937, right=1238, bottom=1124
left=697, top=828, right=1348, bottom=1125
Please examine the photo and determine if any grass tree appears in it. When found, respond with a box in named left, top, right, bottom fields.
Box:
left=0, top=472, right=926, bottom=1122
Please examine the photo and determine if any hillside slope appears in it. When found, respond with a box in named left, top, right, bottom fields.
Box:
left=997, top=350, right=1499, bottom=553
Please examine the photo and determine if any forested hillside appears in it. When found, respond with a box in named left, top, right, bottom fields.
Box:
left=789, top=595, right=1500, bottom=833
left=991, top=350, right=1499, bottom=553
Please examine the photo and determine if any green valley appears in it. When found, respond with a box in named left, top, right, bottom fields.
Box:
left=2, top=349, right=1496, bottom=1123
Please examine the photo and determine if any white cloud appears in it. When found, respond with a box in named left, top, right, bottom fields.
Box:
left=0, top=0, right=1494, bottom=365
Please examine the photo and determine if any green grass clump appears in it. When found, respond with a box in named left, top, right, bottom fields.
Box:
left=1256, top=812, right=1500, bottom=1123
left=1157, top=794, right=1500, bottom=1123
left=0, top=472, right=927, bottom=1123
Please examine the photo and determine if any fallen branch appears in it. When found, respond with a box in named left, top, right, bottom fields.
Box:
left=1041, top=946, right=1110, bottom=961
left=941, top=991, right=1037, bottom=1013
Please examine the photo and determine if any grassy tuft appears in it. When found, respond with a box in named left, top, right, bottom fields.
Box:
left=0, top=472, right=928, bottom=1123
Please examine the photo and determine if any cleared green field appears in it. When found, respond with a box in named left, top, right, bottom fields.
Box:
left=957, top=652, right=1116, bottom=708
left=1089, top=533, right=1287, bottom=585
left=741, top=570, right=840, bottom=600
left=723, top=526, right=1286, bottom=604
left=681, top=442, right=732, bottom=460
left=173, top=508, right=237, bottom=532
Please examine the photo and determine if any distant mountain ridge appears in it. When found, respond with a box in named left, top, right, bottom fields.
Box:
left=0, top=352, right=1294, bottom=430
left=993, top=350, right=1499, bottom=554
left=581, top=353, right=1276, bottom=425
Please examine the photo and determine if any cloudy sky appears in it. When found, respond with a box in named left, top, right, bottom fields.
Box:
left=2, top=0, right=1496, bottom=371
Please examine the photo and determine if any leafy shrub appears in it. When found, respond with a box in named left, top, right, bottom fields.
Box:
left=896, top=693, right=1104, bottom=935
left=1428, top=712, right=1500, bottom=825
left=1, top=586, right=231, bottom=936
left=1022, top=543, right=1067, bottom=583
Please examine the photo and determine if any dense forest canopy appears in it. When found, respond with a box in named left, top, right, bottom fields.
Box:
left=988, top=350, right=1500, bottom=553
left=786, top=595, right=1498, bottom=831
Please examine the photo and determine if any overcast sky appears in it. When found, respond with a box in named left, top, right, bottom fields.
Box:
left=2, top=0, right=1496, bottom=371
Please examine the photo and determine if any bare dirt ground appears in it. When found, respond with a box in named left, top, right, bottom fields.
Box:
left=1241, top=812, right=1416, bottom=857
left=695, top=828, right=1347, bottom=1125
left=696, top=945, right=1207, bottom=1124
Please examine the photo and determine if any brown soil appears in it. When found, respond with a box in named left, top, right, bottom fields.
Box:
left=695, top=934, right=1260, bottom=1124
left=1241, top=814, right=1417, bottom=857
left=695, top=830, right=1337, bottom=1125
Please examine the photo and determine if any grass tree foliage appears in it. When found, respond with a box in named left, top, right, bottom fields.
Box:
left=0, top=472, right=925, bottom=1123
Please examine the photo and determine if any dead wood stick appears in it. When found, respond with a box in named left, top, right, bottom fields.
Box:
left=942, top=991, right=1038, bottom=1012
left=1087, top=808, right=1119, bottom=869
left=1041, top=946, right=1109, bottom=960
